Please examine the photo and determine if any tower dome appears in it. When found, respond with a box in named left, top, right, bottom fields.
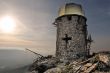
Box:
left=58, top=3, right=85, bottom=17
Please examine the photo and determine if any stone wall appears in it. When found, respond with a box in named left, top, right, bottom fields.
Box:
left=55, top=15, right=88, bottom=60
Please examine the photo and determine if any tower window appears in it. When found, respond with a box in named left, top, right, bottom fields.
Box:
left=67, top=16, right=72, bottom=21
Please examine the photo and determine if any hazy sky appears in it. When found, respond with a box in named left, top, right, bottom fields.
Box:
left=0, top=0, right=110, bottom=54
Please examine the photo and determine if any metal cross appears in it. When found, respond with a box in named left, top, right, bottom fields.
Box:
left=62, top=34, right=71, bottom=44
left=62, top=34, right=72, bottom=45
left=62, top=34, right=72, bottom=49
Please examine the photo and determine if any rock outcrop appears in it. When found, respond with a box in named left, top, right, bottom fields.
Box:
left=28, top=52, right=110, bottom=73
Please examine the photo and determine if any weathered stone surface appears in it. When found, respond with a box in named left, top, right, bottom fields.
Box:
left=81, top=63, right=93, bottom=71
left=98, top=53, right=109, bottom=65
left=44, top=66, right=65, bottom=73
left=28, top=56, right=61, bottom=73
left=55, top=15, right=88, bottom=60
left=28, top=52, right=110, bottom=73
left=84, top=62, right=98, bottom=73
left=84, top=63, right=93, bottom=67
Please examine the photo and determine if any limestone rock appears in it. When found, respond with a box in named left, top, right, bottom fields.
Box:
left=44, top=66, right=65, bottom=73
left=28, top=52, right=110, bottom=73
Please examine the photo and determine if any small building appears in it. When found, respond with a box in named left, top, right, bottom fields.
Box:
left=54, top=3, right=89, bottom=60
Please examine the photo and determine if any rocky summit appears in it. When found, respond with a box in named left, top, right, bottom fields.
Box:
left=27, top=51, right=110, bottom=73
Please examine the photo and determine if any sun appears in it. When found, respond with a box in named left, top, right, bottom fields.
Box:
left=0, top=16, right=16, bottom=33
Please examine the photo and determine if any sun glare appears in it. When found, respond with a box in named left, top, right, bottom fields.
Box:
left=0, top=16, right=16, bottom=33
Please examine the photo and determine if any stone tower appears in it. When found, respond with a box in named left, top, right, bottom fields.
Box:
left=54, top=3, right=88, bottom=60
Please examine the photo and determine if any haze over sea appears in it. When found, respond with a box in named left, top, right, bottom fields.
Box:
left=0, top=48, right=37, bottom=73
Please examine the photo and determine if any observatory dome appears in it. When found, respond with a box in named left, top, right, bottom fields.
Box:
left=58, top=3, right=85, bottom=17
